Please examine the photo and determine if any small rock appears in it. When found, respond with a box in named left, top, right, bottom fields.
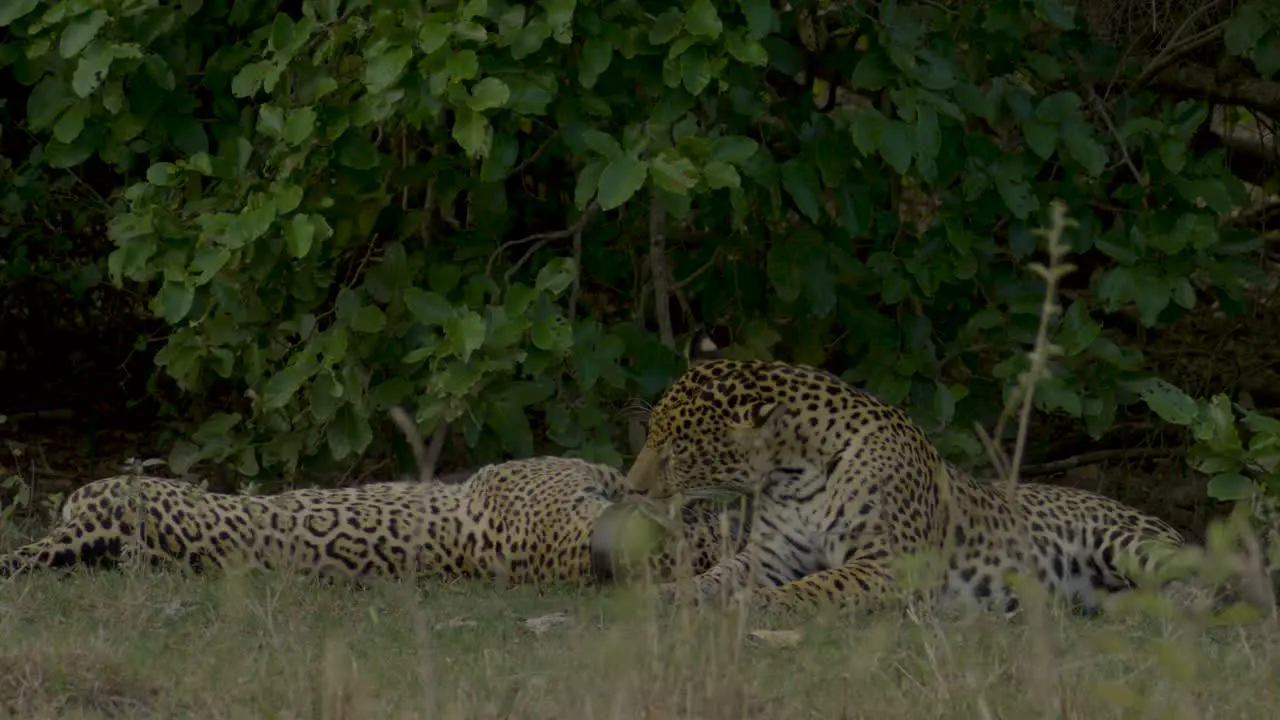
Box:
left=747, top=629, right=803, bottom=647
left=522, top=612, right=572, bottom=635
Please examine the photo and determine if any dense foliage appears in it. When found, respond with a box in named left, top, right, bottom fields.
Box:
left=2, top=0, right=1278, bottom=504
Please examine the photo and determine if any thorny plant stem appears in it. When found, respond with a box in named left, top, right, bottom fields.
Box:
left=1006, top=199, right=1078, bottom=488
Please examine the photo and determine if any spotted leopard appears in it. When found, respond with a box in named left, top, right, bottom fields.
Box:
left=624, top=332, right=1211, bottom=617
left=0, top=456, right=750, bottom=587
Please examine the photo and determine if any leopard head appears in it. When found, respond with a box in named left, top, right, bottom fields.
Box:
left=624, top=330, right=826, bottom=498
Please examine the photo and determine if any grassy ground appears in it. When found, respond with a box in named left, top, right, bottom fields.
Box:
left=0, top=560, right=1276, bottom=720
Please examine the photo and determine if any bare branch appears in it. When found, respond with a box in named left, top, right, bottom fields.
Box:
left=420, top=177, right=436, bottom=246
left=505, top=131, right=559, bottom=179
left=1018, top=447, right=1179, bottom=477
left=672, top=249, right=721, bottom=291
left=389, top=407, right=439, bottom=483
left=484, top=202, right=599, bottom=286
left=649, top=193, right=675, bottom=349
left=1132, top=0, right=1234, bottom=90
left=1079, top=70, right=1148, bottom=186
left=1146, top=63, right=1280, bottom=115
left=568, top=211, right=585, bottom=325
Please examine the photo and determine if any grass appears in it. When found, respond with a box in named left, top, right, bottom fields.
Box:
left=0, top=557, right=1276, bottom=720
left=3, top=202, right=1276, bottom=719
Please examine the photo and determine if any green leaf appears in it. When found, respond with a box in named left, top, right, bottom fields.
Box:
left=404, top=288, right=455, bottom=326
left=258, top=105, right=285, bottom=139
left=710, top=135, right=759, bottom=164
left=284, top=215, right=316, bottom=259
left=442, top=310, right=487, bottom=362
left=1033, top=91, right=1081, bottom=123
left=1223, top=8, right=1268, bottom=56
left=1132, top=269, right=1171, bottom=327
left=275, top=184, right=304, bottom=214
left=0, top=0, right=39, bottom=27
left=231, top=61, right=271, bottom=98
left=914, top=105, right=941, bottom=172
left=1130, top=377, right=1198, bottom=426
left=1158, top=137, right=1186, bottom=174
left=329, top=406, right=373, bottom=460
left=531, top=313, right=573, bottom=352
left=579, top=37, right=613, bottom=88
left=334, top=131, right=380, bottom=169
left=468, top=77, right=511, bottom=111
left=452, top=106, right=492, bottom=157
left=52, top=102, right=89, bottom=144
left=419, top=20, right=452, bottom=54
left=993, top=167, right=1038, bottom=220
left=146, top=161, right=180, bottom=186
left=264, top=365, right=312, bottom=409
left=575, top=159, right=606, bottom=209
left=1175, top=178, right=1235, bottom=215
left=724, top=27, right=768, bottom=66
left=454, top=21, right=488, bottom=42
left=649, top=8, right=683, bottom=45
left=879, top=120, right=914, bottom=174
left=596, top=156, right=649, bottom=210
left=505, top=284, right=538, bottom=316
left=780, top=158, right=821, bottom=222
left=284, top=107, right=316, bottom=145
left=481, top=132, right=519, bottom=182
left=737, top=0, right=776, bottom=38
left=680, top=45, right=712, bottom=95
left=1022, top=120, right=1057, bottom=159
left=487, top=401, right=535, bottom=457
left=351, top=305, right=386, bottom=333
left=168, top=441, right=202, bottom=475
left=27, top=78, right=73, bottom=131
left=702, top=160, right=740, bottom=189
left=1062, top=122, right=1108, bottom=176
left=60, top=9, right=110, bottom=58
left=583, top=129, right=623, bottom=158
left=1170, top=277, right=1197, bottom=310
left=685, top=0, right=723, bottom=38
left=1206, top=473, right=1259, bottom=502
left=156, top=281, right=194, bottom=324
left=193, top=413, right=242, bottom=444
left=1035, top=377, right=1083, bottom=417
left=237, top=446, right=260, bottom=477
left=535, top=257, right=577, bottom=297
left=364, top=46, right=413, bottom=93
left=543, top=0, right=577, bottom=40
left=269, top=13, right=296, bottom=53
left=72, top=42, right=115, bottom=97
left=446, top=49, right=480, bottom=81
left=189, top=246, right=231, bottom=284
left=650, top=154, right=700, bottom=194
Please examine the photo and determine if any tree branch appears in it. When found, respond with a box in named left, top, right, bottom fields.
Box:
left=388, top=407, right=447, bottom=483
left=1132, top=0, right=1233, bottom=90
left=568, top=211, right=584, bottom=325
left=1146, top=62, right=1280, bottom=115
left=649, top=193, right=675, bottom=350
left=484, top=202, right=598, bottom=286
left=1018, top=448, right=1179, bottom=477
left=504, top=131, right=558, bottom=180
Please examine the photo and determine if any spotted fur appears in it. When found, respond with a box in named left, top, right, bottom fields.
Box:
left=0, top=456, right=750, bottom=587
left=625, top=332, right=1195, bottom=617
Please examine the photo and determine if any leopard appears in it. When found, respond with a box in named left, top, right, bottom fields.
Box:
left=622, top=331, right=1239, bottom=619
left=0, top=455, right=751, bottom=589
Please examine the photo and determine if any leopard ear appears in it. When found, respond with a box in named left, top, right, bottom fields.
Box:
left=748, top=402, right=785, bottom=432
left=685, top=329, right=725, bottom=366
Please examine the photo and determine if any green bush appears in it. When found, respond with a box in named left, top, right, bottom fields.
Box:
left=2, top=0, right=1277, bottom=503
